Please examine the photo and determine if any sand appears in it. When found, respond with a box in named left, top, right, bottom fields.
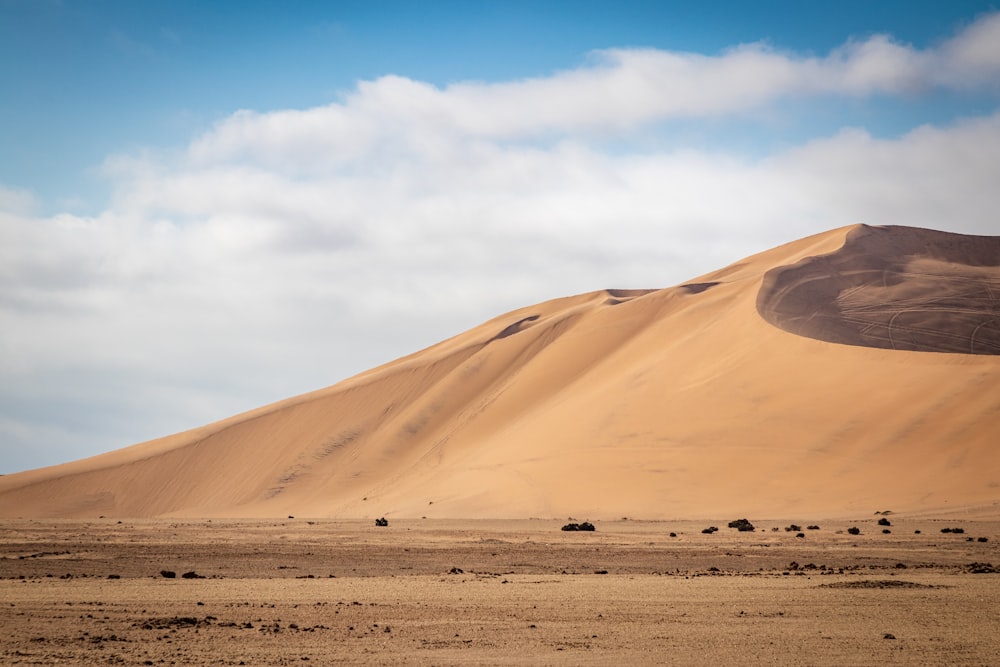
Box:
left=758, top=225, right=1000, bottom=354
left=2, top=518, right=998, bottom=665
left=1, top=224, right=998, bottom=520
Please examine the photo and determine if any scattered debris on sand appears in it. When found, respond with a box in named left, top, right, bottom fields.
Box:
left=820, top=580, right=939, bottom=589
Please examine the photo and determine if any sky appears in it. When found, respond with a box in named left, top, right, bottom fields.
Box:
left=2, top=1, right=1000, bottom=474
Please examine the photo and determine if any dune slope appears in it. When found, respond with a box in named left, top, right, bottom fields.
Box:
left=2, top=224, right=998, bottom=519
left=758, top=225, right=1000, bottom=354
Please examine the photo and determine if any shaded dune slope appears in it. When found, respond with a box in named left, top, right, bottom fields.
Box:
left=2, top=225, right=999, bottom=519
left=758, top=225, right=1000, bottom=354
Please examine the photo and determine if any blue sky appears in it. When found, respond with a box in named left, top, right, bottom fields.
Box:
left=2, top=1, right=1000, bottom=473
left=4, top=0, right=996, bottom=211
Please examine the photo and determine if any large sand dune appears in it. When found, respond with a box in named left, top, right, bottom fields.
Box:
left=2, top=224, right=999, bottom=519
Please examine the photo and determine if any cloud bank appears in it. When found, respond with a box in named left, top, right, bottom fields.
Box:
left=3, top=14, right=1000, bottom=472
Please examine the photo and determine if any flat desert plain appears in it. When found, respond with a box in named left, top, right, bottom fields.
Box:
left=2, top=517, right=998, bottom=665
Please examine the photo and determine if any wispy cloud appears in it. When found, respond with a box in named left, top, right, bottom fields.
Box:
left=191, top=12, right=1000, bottom=163
left=0, top=185, right=36, bottom=216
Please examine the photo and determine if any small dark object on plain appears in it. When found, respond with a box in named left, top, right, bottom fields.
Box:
left=807, top=525, right=820, bottom=530
left=107, top=574, right=120, bottom=579
left=594, top=569, right=608, bottom=574
left=847, top=527, right=861, bottom=535
left=558, top=521, right=594, bottom=531
left=449, top=567, right=463, bottom=574
left=160, top=570, right=176, bottom=579
left=883, top=633, right=896, bottom=640
left=727, top=518, right=755, bottom=532
left=785, top=524, right=801, bottom=532
left=796, top=533, right=805, bottom=538
left=967, top=562, right=997, bottom=574
left=914, top=530, right=921, bottom=534
left=883, top=529, right=891, bottom=534
left=878, top=518, right=891, bottom=526
left=560, top=521, right=594, bottom=531
left=181, top=571, right=204, bottom=579
left=669, top=532, right=677, bottom=537
left=375, top=517, right=388, bottom=527
left=978, top=537, right=989, bottom=542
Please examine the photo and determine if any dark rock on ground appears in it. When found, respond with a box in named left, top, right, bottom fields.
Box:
left=727, top=518, right=755, bottom=532
left=561, top=521, right=595, bottom=532
left=967, top=562, right=997, bottom=574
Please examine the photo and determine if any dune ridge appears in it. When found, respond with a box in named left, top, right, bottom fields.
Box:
left=2, top=224, right=999, bottom=519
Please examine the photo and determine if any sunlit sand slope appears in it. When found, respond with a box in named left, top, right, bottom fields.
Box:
left=2, top=225, right=998, bottom=519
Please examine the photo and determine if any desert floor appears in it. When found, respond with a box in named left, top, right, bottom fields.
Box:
left=1, top=517, right=998, bottom=665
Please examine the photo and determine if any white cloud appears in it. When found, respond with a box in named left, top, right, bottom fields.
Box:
left=2, top=13, right=1000, bottom=472
left=936, top=11, right=1000, bottom=84
left=191, top=12, right=1000, bottom=168
left=766, top=115, right=1000, bottom=230
left=0, top=185, right=36, bottom=216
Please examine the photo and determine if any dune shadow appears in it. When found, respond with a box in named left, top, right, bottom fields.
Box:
left=492, top=315, right=541, bottom=341
left=680, top=282, right=720, bottom=295
left=757, top=225, right=1000, bottom=354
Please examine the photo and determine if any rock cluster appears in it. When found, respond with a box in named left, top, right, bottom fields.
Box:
left=561, top=522, right=595, bottom=532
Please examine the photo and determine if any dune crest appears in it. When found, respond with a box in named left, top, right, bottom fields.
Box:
left=2, top=225, right=999, bottom=519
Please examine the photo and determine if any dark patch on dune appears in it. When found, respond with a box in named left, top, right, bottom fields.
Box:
left=680, top=282, right=719, bottom=295
left=493, top=315, right=541, bottom=341
left=604, top=288, right=659, bottom=305
left=757, top=225, right=1000, bottom=354
left=606, top=289, right=658, bottom=299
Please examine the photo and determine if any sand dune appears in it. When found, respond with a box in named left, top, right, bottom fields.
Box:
left=2, top=224, right=999, bottom=519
